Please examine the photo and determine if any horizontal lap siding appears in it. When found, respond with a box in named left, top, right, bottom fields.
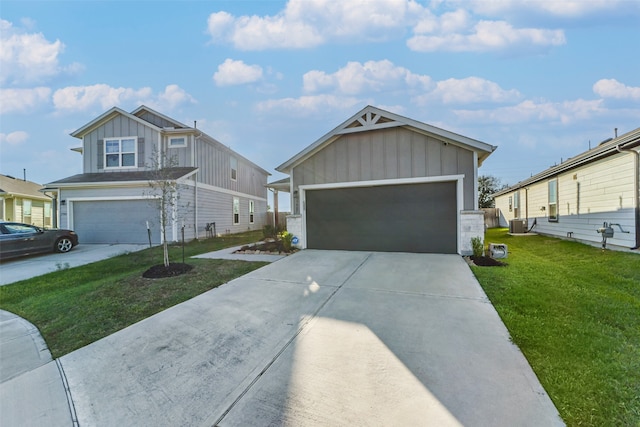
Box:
left=495, top=152, right=637, bottom=248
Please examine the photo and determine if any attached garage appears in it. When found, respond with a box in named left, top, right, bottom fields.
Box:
left=72, top=200, right=161, bottom=244
left=272, top=105, right=496, bottom=255
left=305, top=181, right=458, bottom=253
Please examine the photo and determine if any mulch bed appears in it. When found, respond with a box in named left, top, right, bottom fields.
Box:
left=234, top=240, right=294, bottom=255
left=468, top=255, right=508, bottom=267
left=143, top=263, right=193, bottom=279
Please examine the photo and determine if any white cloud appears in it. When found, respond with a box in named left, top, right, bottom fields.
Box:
left=593, top=79, right=640, bottom=100
left=0, top=130, right=29, bottom=146
left=303, top=60, right=433, bottom=95
left=213, top=59, right=263, bottom=86
left=207, top=0, right=420, bottom=50
left=256, top=94, right=363, bottom=116
left=418, top=77, right=521, bottom=105
left=450, top=0, right=639, bottom=19
left=52, top=84, right=194, bottom=113
left=0, top=87, right=51, bottom=113
left=0, top=19, right=81, bottom=85
left=454, top=99, right=605, bottom=124
left=408, top=19, right=565, bottom=53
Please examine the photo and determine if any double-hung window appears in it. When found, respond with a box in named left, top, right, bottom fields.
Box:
left=513, top=191, right=520, bottom=218
left=230, top=157, right=238, bottom=181
left=233, top=197, right=240, bottom=224
left=105, top=137, right=136, bottom=168
left=548, top=179, right=558, bottom=222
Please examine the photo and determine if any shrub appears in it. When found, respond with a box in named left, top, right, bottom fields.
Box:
left=263, top=225, right=277, bottom=239
left=471, top=236, right=484, bottom=257
left=278, top=231, right=293, bottom=252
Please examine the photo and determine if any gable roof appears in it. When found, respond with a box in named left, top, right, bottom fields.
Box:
left=276, top=105, right=496, bottom=173
left=0, top=174, right=50, bottom=200
left=131, top=105, right=190, bottom=129
left=493, top=127, right=640, bottom=198
left=70, top=107, right=163, bottom=138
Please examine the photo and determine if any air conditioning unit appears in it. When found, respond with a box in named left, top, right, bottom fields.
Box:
left=509, top=219, right=527, bottom=234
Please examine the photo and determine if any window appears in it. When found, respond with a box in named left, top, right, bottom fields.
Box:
left=249, top=200, right=254, bottom=224
left=169, top=136, right=186, bottom=147
left=548, top=179, right=558, bottom=222
left=23, top=199, right=32, bottom=224
left=105, top=137, right=136, bottom=168
left=508, top=196, right=513, bottom=212
left=233, top=197, right=240, bottom=224
left=230, top=156, right=237, bottom=181
left=513, top=191, right=520, bottom=218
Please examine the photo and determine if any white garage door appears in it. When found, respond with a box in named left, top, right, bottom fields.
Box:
left=73, top=200, right=161, bottom=244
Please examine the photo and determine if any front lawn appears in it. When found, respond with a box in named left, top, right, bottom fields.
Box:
left=472, top=228, right=640, bottom=427
left=0, top=231, right=267, bottom=358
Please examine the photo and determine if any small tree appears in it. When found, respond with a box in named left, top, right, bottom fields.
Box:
left=478, top=175, right=507, bottom=208
left=146, top=148, right=190, bottom=267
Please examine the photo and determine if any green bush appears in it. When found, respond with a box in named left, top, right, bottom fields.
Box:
left=263, top=225, right=277, bottom=239
left=471, top=236, right=484, bottom=257
left=278, top=231, right=293, bottom=252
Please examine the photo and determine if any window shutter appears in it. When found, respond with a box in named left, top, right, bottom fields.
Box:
left=138, top=137, right=145, bottom=167
left=97, top=139, right=104, bottom=170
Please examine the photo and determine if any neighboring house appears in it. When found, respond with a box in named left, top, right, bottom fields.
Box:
left=493, top=127, right=640, bottom=251
left=43, top=106, right=270, bottom=244
left=0, top=174, right=53, bottom=227
left=269, top=105, right=496, bottom=255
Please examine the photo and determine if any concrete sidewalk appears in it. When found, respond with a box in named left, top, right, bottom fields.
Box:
left=0, top=311, right=73, bottom=427
left=0, top=244, right=148, bottom=286
left=54, top=250, right=562, bottom=426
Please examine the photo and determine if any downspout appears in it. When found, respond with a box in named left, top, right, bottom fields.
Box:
left=617, top=144, right=640, bottom=249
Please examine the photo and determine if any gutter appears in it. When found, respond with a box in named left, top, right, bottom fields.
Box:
left=616, top=143, right=640, bottom=249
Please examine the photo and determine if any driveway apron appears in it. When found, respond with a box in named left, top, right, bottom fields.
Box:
left=59, top=250, right=563, bottom=426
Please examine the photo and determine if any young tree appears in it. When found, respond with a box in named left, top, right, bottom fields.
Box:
left=146, top=149, right=190, bottom=267
left=478, top=175, right=507, bottom=208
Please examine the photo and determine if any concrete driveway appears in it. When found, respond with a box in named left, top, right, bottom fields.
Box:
left=0, top=244, right=148, bottom=286
left=48, top=250, right=562, bottom=426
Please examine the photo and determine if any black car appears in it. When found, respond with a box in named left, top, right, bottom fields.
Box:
left=0, top=222, right=79, bottom=260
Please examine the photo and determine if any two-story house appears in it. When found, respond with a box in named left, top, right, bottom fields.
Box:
left=43, top=106, right=270, bottom=244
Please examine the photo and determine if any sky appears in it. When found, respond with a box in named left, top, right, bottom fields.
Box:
left=1, top=0, right=640, bottom=211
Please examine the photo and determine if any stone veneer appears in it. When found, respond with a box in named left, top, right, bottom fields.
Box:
left=460, top=210, right=485, bottom=256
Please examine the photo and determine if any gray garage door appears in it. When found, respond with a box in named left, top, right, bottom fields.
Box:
left=306, top=182, right=457, bottom=253
left=73, top=200, right=161, bottom=244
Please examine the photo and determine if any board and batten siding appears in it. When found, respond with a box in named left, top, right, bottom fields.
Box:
left=83, top=115, right=159, bottom=173
left=495, top=151, right=637, bottom=248
left=193, top=136, right=268, bottom=200
left=293, top=127, right=475, bottom=210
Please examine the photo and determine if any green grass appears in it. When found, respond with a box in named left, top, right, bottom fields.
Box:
left=472, top=229, right=640, bottom=427
left=0, top=230, right=268, bottom=358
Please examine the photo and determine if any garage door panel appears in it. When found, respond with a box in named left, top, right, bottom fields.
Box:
left=73, top=200, right=161, bottom=244
left=306, top=182, right=457, bottom=253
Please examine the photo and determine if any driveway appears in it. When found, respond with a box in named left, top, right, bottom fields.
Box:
left=0, top=244, right=148, bottom=286
left=3, top=250, right=563, bottom=426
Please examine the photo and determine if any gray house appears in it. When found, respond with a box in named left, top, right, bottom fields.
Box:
left=271, top=105, right=496, bottom=254
left=44, top=106, right=270, bottom=244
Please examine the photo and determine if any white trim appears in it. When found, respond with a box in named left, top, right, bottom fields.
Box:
left=298, top=175, right=465, bottom=253
left=182, top=180, right=267, bottom=202
left=473, top=151, right=479, bottom=210
left=104, top=136, right=138, bottom=169
left=168, top=136, right=188, bottom=148
left=66, top=195, right=159, bottom=231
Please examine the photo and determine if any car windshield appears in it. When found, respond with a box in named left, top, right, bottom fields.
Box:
left=4, top=224, right=38, bottom=234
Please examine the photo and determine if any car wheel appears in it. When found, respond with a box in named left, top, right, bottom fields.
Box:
left=55, top=237, right=74, bottom=253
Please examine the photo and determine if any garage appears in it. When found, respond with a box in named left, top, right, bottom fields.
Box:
left=305, top=181, right=458, bottom=253
left=72, top=200, right=161, bottom=244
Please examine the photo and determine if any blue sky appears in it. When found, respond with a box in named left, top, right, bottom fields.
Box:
left=1, top=0, right=639, bottom=211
